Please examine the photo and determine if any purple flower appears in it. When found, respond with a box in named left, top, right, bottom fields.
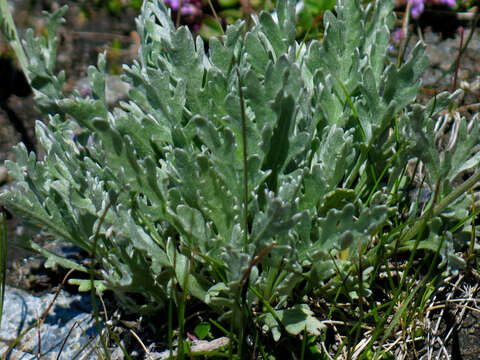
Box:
left=162, top=0, right=203, bottom=29
left=408, top=0, right=456, bottom=19
left=410, top=0, right=426, bottom=19
left=163, top=0, right=202, bottom=14
left=163, top=0, right=180, bottom=10
left=393, top=28, right=402, bottom=43
left=179, top=3, right=201, bottom=16
left=438, top=0, right=456, bottom=6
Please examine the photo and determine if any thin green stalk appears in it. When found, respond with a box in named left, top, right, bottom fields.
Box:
left=235, top=65, right=249, bottom=359
left=229, top=307, right=237, bottom=359
left=237, top=305, right=245, bottom=360
left=175, top=0, right=183, bottom=28
left=364, top=142, right=407, bottom=207
left=449, top=206, right=480, bottom=233
left=353, top=240, right=365, bottom=358
left=207, top=0, right=225, bottom=36
left=103, top=327, right=133, bottom=360
left=371, top=236, right=445, bottom=360
left=323, top=59, right=378, bottom=188
left=0, top=210, right=6, bottom=332
left=374, top=279, right=426, bottom=359
left=168, top=290, right=174, bottom=360
left=169, top=236, right=179, bottom=360
left=400, top=167, right=480, bottom=245
left=396, top=0, right=412, bottom=67
left=345, top=152, right=366, bottom=188
left=366, top=215, right=446, bottom=359
left=176, top=249, right=192, bottom=360
left=417, top=275, right=439, bottom=320
left=236, top=66, right=249, bottom=254
left=328, top=70, right=364, bottom=141
left=468, top=188, right=476, bottom=260
left=258, top=342, right=269, bottom=360
left=300, top=327, right=308, bottom=360
left=89, top=191, right=120, bottom=360
left=0, top=0, right=30, bottom=82
left=249, top=285, right=284, bottom=333
left=398, top=180, right=439, bottom=293
left=296, top=13, right=321, bottom=60
left=210, top=318, right=239, bottom=344
left=361, top=222, right=428, bottom=359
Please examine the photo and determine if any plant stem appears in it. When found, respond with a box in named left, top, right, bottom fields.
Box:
left=236, top=66, right=249, bottom=253
left=0, top=0, right=30, bottom=82
left=0, top=210, right=6, bottom=328
left=400, top=166, right=480, bottom=245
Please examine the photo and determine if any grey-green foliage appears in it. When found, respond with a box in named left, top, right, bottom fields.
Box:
left=1, top=0, right=478, bottom=338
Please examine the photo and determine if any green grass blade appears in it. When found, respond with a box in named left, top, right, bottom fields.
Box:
left=0, top=210, right=6, bottom=328
left=0, top=0, right=30, bottom=82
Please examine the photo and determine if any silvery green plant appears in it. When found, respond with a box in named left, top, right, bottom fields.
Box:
left=1, top=0, right=480, bottom=341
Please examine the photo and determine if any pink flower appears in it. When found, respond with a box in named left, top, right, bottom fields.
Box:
left=163, top=0, right=202, bottom=15
left=408, top=0, right=456, bottom=19
left=162, top=0, right=203, bottom=29
left=410, top=0, right=426, bottom=19
left=438, top=0, right=456, bottom=6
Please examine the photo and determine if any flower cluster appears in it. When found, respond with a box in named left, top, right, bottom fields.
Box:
left=163, top=0, right=202, bottom=16
left=162, top=0, right=203, bottom=29
left=410, top=0, right=456, bottom=19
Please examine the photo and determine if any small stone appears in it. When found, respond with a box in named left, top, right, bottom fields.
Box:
left=0, top=286, right=98, bottom=360
left=110, top=346, right=125, bottom=360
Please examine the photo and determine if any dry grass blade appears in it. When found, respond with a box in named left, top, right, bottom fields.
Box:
left=56, top=321, right=78, bottom=360
left=1, top=268, right=76, bottom=358
left=130, top=328, right=153, bottom=360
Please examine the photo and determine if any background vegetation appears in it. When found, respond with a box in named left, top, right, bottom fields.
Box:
left=1, top=0, right=480, bottom=359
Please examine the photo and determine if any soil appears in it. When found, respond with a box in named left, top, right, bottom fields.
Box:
left=1, top=1, right=480, bottom=359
